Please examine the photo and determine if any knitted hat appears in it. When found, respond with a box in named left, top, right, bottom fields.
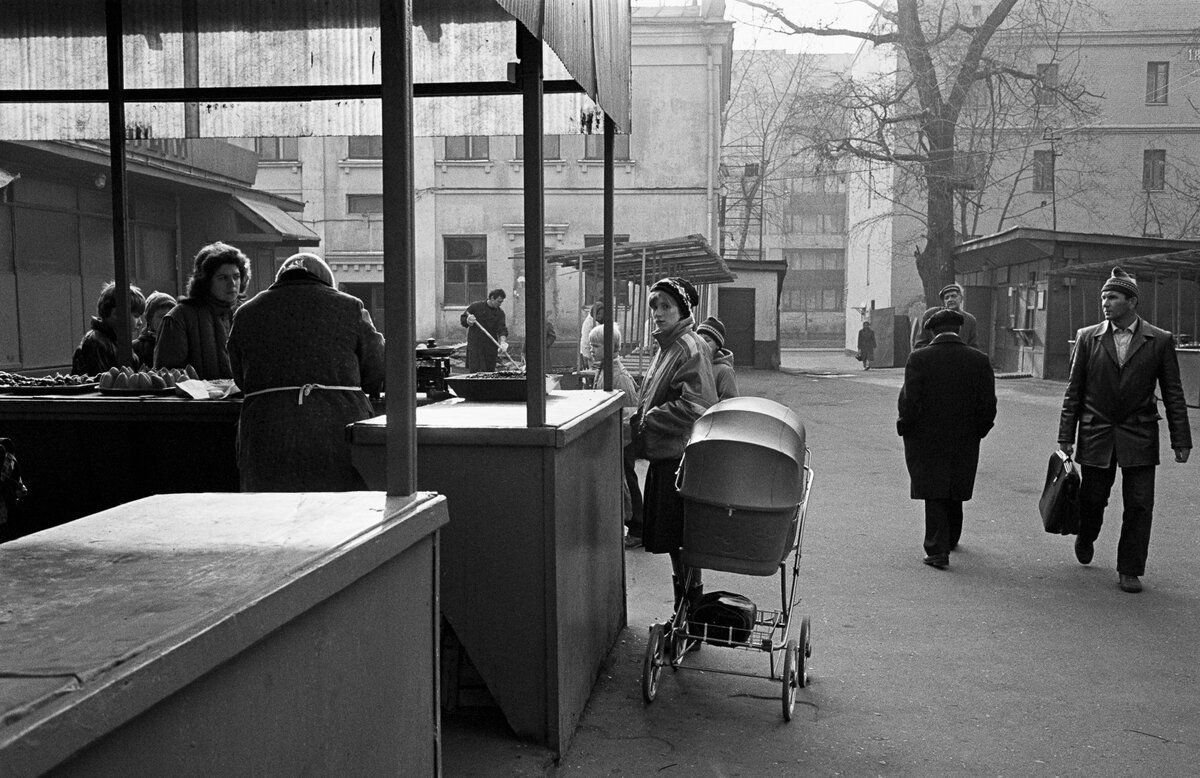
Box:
left=143, top=291, right=177, bottom=321
left=926, top=308, right=964, bottom=333
left=649, top=276, right=699, bottom=319
left=1101, top=266, right=1138, bottom=298
left=939, top=283, right=964, bottom=299
left=696, top=316, right=726, bottom=349
left=277, top=252, right=335, bottom=287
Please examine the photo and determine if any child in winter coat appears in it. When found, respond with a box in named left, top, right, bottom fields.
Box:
left=696, top=316, right=738, bottom=400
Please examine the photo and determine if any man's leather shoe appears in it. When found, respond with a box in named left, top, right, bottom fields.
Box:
left=923, top=554, right=949, bottom=570
left=1074, top=538, right=1093, bottom=565
left=1118, top=574, right=1143, bottom=593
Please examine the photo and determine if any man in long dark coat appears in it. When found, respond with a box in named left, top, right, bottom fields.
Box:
left=1058, top=267, right=1191, bottom=594
left=898, top=308, right=997, bottom=570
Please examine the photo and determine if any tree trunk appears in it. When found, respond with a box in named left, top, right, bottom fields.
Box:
left=916, top=117, right=957, bottom=305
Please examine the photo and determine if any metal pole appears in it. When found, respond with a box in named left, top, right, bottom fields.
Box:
left=105, top=0, right=134, bottom=370
left=640, top=247, right=649, bottom=358
left=602, top=115, right=615, bottom=392
left=518, top=23, right=546, bottom=427
left=1176, top=270, right=1182, bottom=338
left=1153, top=270, right=1159, bottom=323
left=381, top=0, right=417, bottom=495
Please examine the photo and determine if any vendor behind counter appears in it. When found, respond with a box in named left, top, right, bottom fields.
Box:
left=227, top=253, right=385, bottom=492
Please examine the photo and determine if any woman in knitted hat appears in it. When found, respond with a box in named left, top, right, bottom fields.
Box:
left=227, top=252, right=385, bottom=491
left=630, top=276, right=717, bottom=611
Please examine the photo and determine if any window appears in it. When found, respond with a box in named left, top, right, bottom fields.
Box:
left=347, top=194, right=384, bottom=214
left=1035, top=63, right=1058, bottom=105
left=1032, top=150, right=1055, bottom=192
left=444, top=235, right=488, bottom=306
left=583, top=234, right=631, bottom=305
left=583, top=134, right=630, bottom=160
left=445, top=135, right=489, bottom=160
left=1143, top=149, right=1166, bottom=191
left=1146, top=62, right=1169, bottom=105
left=513, top=135, right=562, bottom=160
left=347, top=135, right=383, bottom=159
left=256, top=136, right=298, bottom=161
left=742, top=162, right=761, bottom=178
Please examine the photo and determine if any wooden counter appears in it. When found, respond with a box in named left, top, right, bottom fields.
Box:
left=0, top=491, right=448, bottom=776
left=349, top=390, right=627, bottom=757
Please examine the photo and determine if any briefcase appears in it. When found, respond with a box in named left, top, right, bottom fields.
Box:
left=1039, top=450, right=1080, bottom=535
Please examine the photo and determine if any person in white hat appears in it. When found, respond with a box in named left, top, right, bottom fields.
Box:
left=1058, top=266, right=1191, bottom=593
left=911, top=282, right=979, bottom=351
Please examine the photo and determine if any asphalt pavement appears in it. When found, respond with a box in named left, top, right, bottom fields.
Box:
left=444, top=350, right=1200, bottom=776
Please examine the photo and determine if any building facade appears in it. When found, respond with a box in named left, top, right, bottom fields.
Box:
left=251, top=4, right=734, bottom=363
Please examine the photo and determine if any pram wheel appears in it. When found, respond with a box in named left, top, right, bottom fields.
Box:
left=798, top=616, right=812, bottom=688
left=642, top=623, right=666, bottom=703
left=782, top=638, right=798, bottom=721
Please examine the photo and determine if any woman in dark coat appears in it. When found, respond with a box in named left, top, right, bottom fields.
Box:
left=155, top=241, right=250, bottom=379
left=856, top=320, right=876, bottom=370
left=227, top=253, right=385, bottom=491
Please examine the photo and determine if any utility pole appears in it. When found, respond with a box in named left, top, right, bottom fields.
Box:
left=1042, top=126, right=1062, bottom=231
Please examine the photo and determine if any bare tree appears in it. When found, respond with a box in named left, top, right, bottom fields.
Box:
left=736, top=0, right=1100, bottom=304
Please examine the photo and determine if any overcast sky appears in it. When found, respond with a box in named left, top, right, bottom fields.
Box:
left=725, top=0, right=879, bottom=53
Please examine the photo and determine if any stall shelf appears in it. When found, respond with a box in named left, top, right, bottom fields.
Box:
left=349, top=389, right=626, bottom=757
left=0, top=491, right=447, bottom=776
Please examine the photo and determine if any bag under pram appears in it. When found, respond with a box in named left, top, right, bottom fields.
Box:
left=676, top=397, right=807, bottom=576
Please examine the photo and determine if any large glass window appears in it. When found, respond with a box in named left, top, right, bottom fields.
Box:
left=1146, top=62, right=1169, bottom=105
left=445, top=136, right=490, bottom=160
left=1143, top=149, right=1166, bottom=191
left=514, top=135, right=562, bottom=160
left=347, top=194, right=384, bottom=214
left=347, top=136, right=384, bottom=159
left=256, top=137, right=299, bottom=161
left=444, top=235, right=487, bottom=306
left=583, top=134, right=630, bottom=160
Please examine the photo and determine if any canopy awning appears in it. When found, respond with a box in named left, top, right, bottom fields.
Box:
left=953, top=227, right=1200, bottom=274
left=1048, top=249, right=1200, bottom=278
left=231, top=195, right=320, bottom=246
left=538, top=235, right=736, bottom=285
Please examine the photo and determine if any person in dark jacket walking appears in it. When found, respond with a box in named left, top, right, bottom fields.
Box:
left=856, top=320, right=877, bottom=370
left=460, top=288, right=509, bottom=372
left=228, top=253, right=385, bottom=492
left=1058, top=267, right=1191, bottom=593
left=898, top=308, right=997, bottom=570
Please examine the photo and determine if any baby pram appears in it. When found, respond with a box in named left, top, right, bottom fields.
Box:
left=640, top=396, right=814, bottom=721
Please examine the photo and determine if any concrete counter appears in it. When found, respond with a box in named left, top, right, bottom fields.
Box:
left=0, top=491, right=447, bottom=776
left=349, top=390, right=627, bottom=757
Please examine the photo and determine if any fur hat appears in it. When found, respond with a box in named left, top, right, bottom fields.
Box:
left=649, top=276, right=700, bottom=320
left=277, top=252, right=335, bottom=287
left=939, top=283, right=964, bottom=299
left=1101, top=266, right=1138, bottom=298
left=696, top=316, right=726, bottom=349
left=926, top=308, right=965, bottom=333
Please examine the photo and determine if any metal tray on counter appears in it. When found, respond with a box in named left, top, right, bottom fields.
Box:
left=98, top=386, right=179, bottom=397
left=0, top=382, right=99, bottom=395
left=445, top=372, right=560, bottom=402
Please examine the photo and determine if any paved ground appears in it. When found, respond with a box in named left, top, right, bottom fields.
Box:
left=444, top=351, right=1200, bottom=776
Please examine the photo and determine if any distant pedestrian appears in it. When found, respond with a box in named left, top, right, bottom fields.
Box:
left=1058, top=267, right=1191, bottom=593
left=696, top=316, right=738, bottom=399
left=912, top=283, right=978, bottom=351
left=898, top=308, right=997, bottom=570
left=856, top=320, right=876, bottom=370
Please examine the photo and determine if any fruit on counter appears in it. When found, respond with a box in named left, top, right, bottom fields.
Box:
left=185, top=364, right=199, bottom=380
left=98, top=366, right=191, bottom=389
left=0, top=370, right=97, bottom=387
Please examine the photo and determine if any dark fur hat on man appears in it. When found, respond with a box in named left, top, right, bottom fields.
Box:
left=696, top=316, right=726, bottom=349
left=1101, top=267, right=1139, bottom=298
left=926, top=308, right=964, bottom=333
left=649, top=276, right=700, bottom=320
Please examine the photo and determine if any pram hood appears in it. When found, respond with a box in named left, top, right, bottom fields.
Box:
left=678, top=396, right=806, bottom=511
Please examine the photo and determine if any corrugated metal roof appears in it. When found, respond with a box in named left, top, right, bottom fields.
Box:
left=538, top=234, right=736, bottom=285
left=1049, top=250, right=1200, bottom=278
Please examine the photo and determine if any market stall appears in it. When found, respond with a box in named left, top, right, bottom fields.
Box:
left=348, top=390, right=625, bottom=756
left=0, top=491, right=447, bottom=775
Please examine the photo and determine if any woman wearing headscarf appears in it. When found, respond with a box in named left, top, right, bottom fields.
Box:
left=630, top=276, right=718, bottom=611
left=227, top=253, right=385, bottom=491
left=155, top=241, right=250, bottom=379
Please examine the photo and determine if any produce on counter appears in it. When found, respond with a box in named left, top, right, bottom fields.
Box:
left=98, top=365, right=198, bottom=389
left=0, top=370, right=96, bottom=387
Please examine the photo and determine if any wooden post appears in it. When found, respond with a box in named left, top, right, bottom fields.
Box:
left=518, top=23, right=546, bottom=427
left=105, top=0, right=134, bottom=371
